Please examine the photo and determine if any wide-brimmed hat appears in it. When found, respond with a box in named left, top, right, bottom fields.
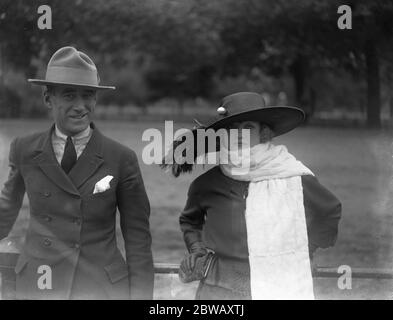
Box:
left=28, top=46, right=115, bottom=90
left=205, top=92, right=304, bottom=137
left=161, top=92, right=305, bottom=177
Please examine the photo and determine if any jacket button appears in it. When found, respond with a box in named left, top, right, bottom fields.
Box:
left=43, top=191, right=51, bottom=197
left=73, top=218, right=81, bottom=226
left=43, top=238, right=51, bottom=246
left=71, top=243, right=80, bottom=249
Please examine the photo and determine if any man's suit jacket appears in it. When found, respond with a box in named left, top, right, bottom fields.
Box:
left=0, top=123, right=154, bottom=299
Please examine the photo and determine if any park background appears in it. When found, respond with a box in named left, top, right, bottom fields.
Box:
left=0, top=0, right=393, bottom=299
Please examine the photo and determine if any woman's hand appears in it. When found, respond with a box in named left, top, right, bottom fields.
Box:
left=180, top=248, right=208, bottom=274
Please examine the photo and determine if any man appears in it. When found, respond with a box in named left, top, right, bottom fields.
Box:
left=0, top=46, right=154, bottom=299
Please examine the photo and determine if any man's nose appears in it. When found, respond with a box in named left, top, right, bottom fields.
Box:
left=73, top=96, right=88, bottom=112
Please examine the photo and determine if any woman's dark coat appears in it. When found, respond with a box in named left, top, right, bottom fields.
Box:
left=180, top=166, right=342, bottom=295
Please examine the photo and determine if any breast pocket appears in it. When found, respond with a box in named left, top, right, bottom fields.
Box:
left=86, top=175, right=118, bottom=199
left=83, top=188, right=117, bottom=222
left=89, top=188, right=116, bottom=199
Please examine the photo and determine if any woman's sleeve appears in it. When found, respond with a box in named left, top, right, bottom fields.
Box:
left=179, top=180, right=206, bottom=253
left=302, top=175, right=342, bottom=253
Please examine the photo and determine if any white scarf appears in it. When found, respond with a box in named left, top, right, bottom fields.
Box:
left=219, top=142, right=313, bottom=181
left=220, top=143, right=315, bottom=300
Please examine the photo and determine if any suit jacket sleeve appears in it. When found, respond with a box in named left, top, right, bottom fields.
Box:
left=117, top=149, right=153, bottom=300
left=302, top=175, right=342, bottom=256
left=0, top=138, right=25, bottom=240
left=179, top=180, right=206, bottom=253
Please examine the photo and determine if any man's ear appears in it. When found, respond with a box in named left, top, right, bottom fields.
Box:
left=43, top=89, right=52, bottom=109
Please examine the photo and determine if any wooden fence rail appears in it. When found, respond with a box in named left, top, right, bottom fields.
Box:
left=153, top=263, right=393, bottom=279
left=1, top=252, right=393, bottom=299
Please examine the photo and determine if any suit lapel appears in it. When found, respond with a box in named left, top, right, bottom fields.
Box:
left=33, top=125, right=80, bottom=196
left=68, top=126, right=104, bottom=190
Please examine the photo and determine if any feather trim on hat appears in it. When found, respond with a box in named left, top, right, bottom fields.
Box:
left=160, top=120, right=207, bottom=177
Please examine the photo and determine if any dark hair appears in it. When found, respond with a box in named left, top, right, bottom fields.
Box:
left=46, top=85, right=55, bottom=93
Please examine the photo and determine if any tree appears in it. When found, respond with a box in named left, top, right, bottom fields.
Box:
left=141, top=0, right=224, bottom=101
left=215, top=0, right=393, bottom=127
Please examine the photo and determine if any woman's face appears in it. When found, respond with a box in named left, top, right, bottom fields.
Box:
left=227, top=121, right=262, bottom=150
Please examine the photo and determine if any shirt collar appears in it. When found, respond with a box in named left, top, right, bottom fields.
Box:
left=54, top=125, right=92, bottom=142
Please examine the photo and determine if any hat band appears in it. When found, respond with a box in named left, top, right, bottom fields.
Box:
left=45, top=66, right=99, bottom=86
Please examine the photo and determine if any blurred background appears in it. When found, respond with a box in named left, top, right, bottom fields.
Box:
left=0, top=0, right=393, bottom=299
left=0, top=0, right=393, bottom=126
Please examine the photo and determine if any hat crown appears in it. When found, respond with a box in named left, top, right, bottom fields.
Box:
left=218, top=92, right=266, bottom=116
left=28, top=46, right=115, bottom=90
left=44, top=46, right=99, bottom=86
left=208, top=91, right=305, bottom=137
left=48, top=46, right=97, bottom=72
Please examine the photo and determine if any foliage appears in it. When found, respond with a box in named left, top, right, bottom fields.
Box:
left=0, top=0, right=392, bottom=126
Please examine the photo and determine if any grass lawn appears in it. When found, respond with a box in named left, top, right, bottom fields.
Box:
left=0, top=119, right=392, bottom=299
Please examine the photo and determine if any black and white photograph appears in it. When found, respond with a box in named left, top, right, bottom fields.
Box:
left=0, top=0, right=392, bottom=304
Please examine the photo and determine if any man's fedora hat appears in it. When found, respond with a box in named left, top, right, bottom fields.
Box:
left=28, top=46, right=115, bottom=90
left=205, top=92, right=305, bottom=137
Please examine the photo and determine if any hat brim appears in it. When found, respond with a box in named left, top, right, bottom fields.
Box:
left=28, top=79, right=115, bottom=90
left=206, top=106, right=305, bottom=137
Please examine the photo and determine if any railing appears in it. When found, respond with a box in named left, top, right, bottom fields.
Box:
left=1, top=251, right=393, bottom=299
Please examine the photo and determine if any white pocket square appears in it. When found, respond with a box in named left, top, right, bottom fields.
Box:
left=93, top=175, right=114, bottom=194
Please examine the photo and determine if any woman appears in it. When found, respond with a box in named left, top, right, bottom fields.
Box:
left=164, top=92, right=341, bottom=300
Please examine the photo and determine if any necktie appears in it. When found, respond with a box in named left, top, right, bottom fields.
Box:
left=61, top=136, right=77, bottom=174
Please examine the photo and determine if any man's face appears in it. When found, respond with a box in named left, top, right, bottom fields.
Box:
left=45, top=86, right=97, bottom=136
